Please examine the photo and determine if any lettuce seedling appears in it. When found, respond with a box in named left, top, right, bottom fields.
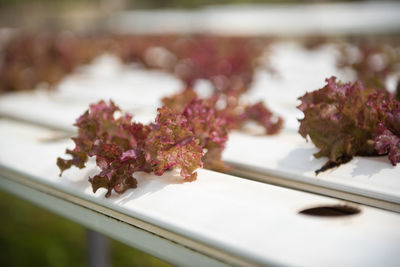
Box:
left=298, top=76, right=399, bottom=173
left=57, top=100, right=203, bottom=197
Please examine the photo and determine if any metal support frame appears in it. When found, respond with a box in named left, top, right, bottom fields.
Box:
left=87, top=230, right=109, bottom=267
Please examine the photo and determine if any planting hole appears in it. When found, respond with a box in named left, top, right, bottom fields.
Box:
left=299, top=205, right=360, bottom=217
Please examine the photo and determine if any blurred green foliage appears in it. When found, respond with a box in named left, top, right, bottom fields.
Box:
left=0, top=191, right=172, bottom=267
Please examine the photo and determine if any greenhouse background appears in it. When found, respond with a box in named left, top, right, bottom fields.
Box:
left=1, top=0, right=399, bottom=266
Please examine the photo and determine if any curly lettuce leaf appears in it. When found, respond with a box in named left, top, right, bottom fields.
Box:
left=161, top=88, right=198, bottom=113
left=57, top=101, right=203, bottom=197
left=375, top=123, right=400, bottom=165
left=373, top=97, right=400, bottom=165
left=240, top=101, right=283, bottom=135
left=183, top=99, right=230, bottom=171
left=145, top=106, right=203, bottom=181
left=298, top=76, right=399, bottom=173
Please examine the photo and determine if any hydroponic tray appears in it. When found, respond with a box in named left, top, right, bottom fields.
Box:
left=1, top=118, right=400, bottom=267
left=0, top=43, right=398, bottom=212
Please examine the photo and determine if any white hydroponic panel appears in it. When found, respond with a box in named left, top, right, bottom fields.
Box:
left=0, top=43, right=398, bottom=210
left=0, top=119, right=400, bottom=267
left=223, top=131, right=400, bottom=208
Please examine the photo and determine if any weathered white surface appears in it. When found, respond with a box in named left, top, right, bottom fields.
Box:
left=1, top=119, right=400, bottom=267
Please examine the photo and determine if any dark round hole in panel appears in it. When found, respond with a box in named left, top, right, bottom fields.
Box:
left=299, top=205, right=361, bottom=217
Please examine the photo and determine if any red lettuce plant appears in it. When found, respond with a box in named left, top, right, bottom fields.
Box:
left=160, top=36, right=282, bottom=136
left=0, top=33, right=110, bottom=93
left=169, top=36, right=264, bottom=93
left=338, top=40, right=400, bottom=91
left=162, top=89, right=283, bottom=136
left=298, top=76, right=400, bottom=174
left=0, top=34, right=270, bottom=94
left=239, top=101, right=283, bottom=135
left=57, top=100, right=204, bottom=197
